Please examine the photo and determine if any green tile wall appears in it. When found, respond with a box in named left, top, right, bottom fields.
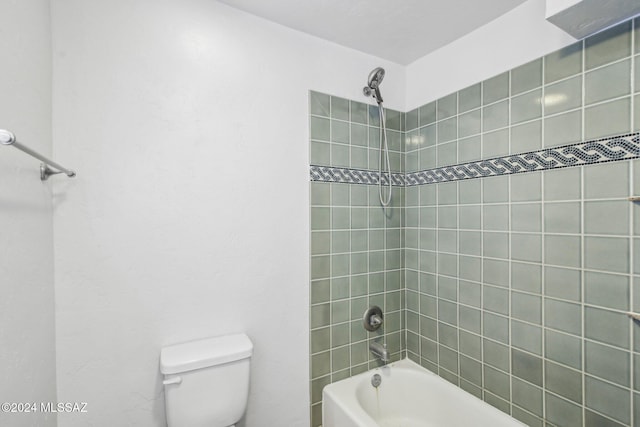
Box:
left=310, top=16, right=640, bottom=427
left=405, top=17, right=640, bottom=427
left=309, top=92, right=405, bottom=426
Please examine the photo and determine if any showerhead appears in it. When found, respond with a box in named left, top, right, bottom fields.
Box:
left=368, top=67, right=385, bottom=89
left=363, top=67, right=385, bottom=104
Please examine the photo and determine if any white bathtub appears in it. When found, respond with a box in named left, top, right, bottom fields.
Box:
left=322, top=358, right=525, bottom=427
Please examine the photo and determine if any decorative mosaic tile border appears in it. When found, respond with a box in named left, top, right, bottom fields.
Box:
left=310, top=133, right=640, bottom=186
left=309, top=165, right=405, bottom=186
left=406, top=133, right=640, bottom=186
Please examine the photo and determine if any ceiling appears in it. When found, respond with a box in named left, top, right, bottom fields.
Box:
left=218, top=0, right=527, bottom=65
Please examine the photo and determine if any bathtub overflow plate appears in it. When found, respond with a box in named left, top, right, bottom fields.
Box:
left=371, top=374, right=381, bottom=388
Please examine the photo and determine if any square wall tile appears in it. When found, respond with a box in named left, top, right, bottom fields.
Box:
left=585, top=375, right=630, bottom=425
left=310, top=91, right=330, bottom=116
left=460, top=355, right=482, bottom=386
left=585, top=97, right=631, bottom=139
left=310, top=141, right=330, bottom=165
left=544, top=167, right=581, bottom=200
left=351, top=100, right=369, bottom=124
left=512, top=291, right=542, bottom=324
left=544, top=110, right=582, bottom=147
left=544, top=202, right=581, bottom=234
left=459, top=232, right=481, bottom=256
left=546, top=393, right=583, bottom=427
left=585, top=340, right=630, bottom=387
left=458, top=135, right=481, bottom=163
left=438, top=182, right=458, bottom=205
left=511, top=89, right=542, bottom=125
left=483, top=232, right=509, bottom=259
left=545, top=266, right=581, bottom=302
left=584, top=161, right=629, bottom=199
left=585, top=59, right=631, bottom=105
left=483, top=204, right=509, bottom=231
left=512, top=262, right=542, bottom=293
left=459, top=279, right=481, bottom=307
left=351, top=123, right=368, bottom=146
left=459, top=83, right=481, bottom=113
left=310, top=116, right=330, bottom=141
left=511, top=203, right=541, bottom=232
left=545, top=329, right=582, bottom=369
left=437, top=93, right=457, bottom=120
left=584, top=236, right=629, bottom=274
left=484, top=339, right=510, bottom=371
left=512, top=378, right=543, bottom=417
left=584, top=20, right=632, bottom=70
left=459, top=331, right=481, bottom=360
left=636, top=94, right=640, bottom=131
left=512, top=59, right=542, bottom=95
left=484, top=259, right=509, bottom=287
left=544, top=75, right=582, bottom=116
left=512, top=233, right=542, bottom=263
left=405, top=108, right=419, bottom=131
left=460, top=306, right=481, bottom=334
left=545, top=298, right=581, bottom=335
left=545, top=235, right=581, bottom=268
left=482, top=129, right=509, bottom=159
left=483, top=312, right=509, bottom=344
left=483, top=100, right=509, bottom=132
left=419, top=102, right=436, bottom=126
left=331, top=96, right=350, bottom=120
left=458, top=109, right=481, bottom=138
left=512, top=348, right=542, bottom=386
left=511, top=120, right=541, bottom=153
left=511, top=172, right=541, bottom=201
left=483, top=72, right=510, bottom=104
left=459, top=179, right=481, bottom=204
left=545, top=41, right=583, bottom=83
left=459, top=205, right=481, bottom=229
left=483, top=285, right=509, bottom=315
left=511, top=320, right=542, bottom=355
left=585, top=306, right=629, bottom=349
left=545, top=360, right=583, bottom=404
left=636, top=17, right=640, bottom=54
left=584, top=200, right=629, bottom=235
left=484, top=366, right=510, bottom=400
left=330, top=143, right=349, bottom=167
left=436, top=141, right=457, bottom=167
left=483, top=175, right=509, bottom=203
left=585, top=271, right=629, bottom=311
left=437, top=117, right=457, bottom=143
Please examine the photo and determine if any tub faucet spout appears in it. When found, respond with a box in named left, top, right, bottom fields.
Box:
left=370, top=341, right=389, bottom=362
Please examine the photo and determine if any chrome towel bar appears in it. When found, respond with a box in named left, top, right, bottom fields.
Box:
left=0, top=129, right=75, bottom=181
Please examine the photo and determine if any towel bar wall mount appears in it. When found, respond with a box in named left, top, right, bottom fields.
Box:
left=0, top=129, right=75, bottom=181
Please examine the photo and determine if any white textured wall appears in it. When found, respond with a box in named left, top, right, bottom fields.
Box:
left=51, top=1, right=404, bottom=426
left=405, top=0, right=577, bottom=110
left=0, top=1, right=56, bottom=426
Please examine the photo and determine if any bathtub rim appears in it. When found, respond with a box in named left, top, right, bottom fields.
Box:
left=322, top=357, right=527, bottom=427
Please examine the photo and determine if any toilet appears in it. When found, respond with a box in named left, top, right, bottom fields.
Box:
left=160, top=333, right=253, bottom=427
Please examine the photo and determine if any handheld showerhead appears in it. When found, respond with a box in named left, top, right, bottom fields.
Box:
left=363, top=67, right=385, bottom=104
left=361, top=67, right=392, bottom=206
left=368, top=67, right=385, bottom=88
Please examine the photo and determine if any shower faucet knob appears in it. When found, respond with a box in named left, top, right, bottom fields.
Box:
left=363, top=306, right=384, bottom=331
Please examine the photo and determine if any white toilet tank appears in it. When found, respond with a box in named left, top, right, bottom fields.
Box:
left=161, top=333, right=253, bottom=427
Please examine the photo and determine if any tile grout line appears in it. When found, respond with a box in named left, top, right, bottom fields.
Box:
left=540, top=52, right=548, bottom=425
left=580, top=37, right=587, bottom=426
left=479, top=78, right=486, bottom=405
left=630, top=19, right=636, bottom=427
left=507, top=68, right=514, bottom=415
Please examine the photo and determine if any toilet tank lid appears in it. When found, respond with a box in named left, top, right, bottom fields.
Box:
left=160, top=333, right=253, bottom=375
